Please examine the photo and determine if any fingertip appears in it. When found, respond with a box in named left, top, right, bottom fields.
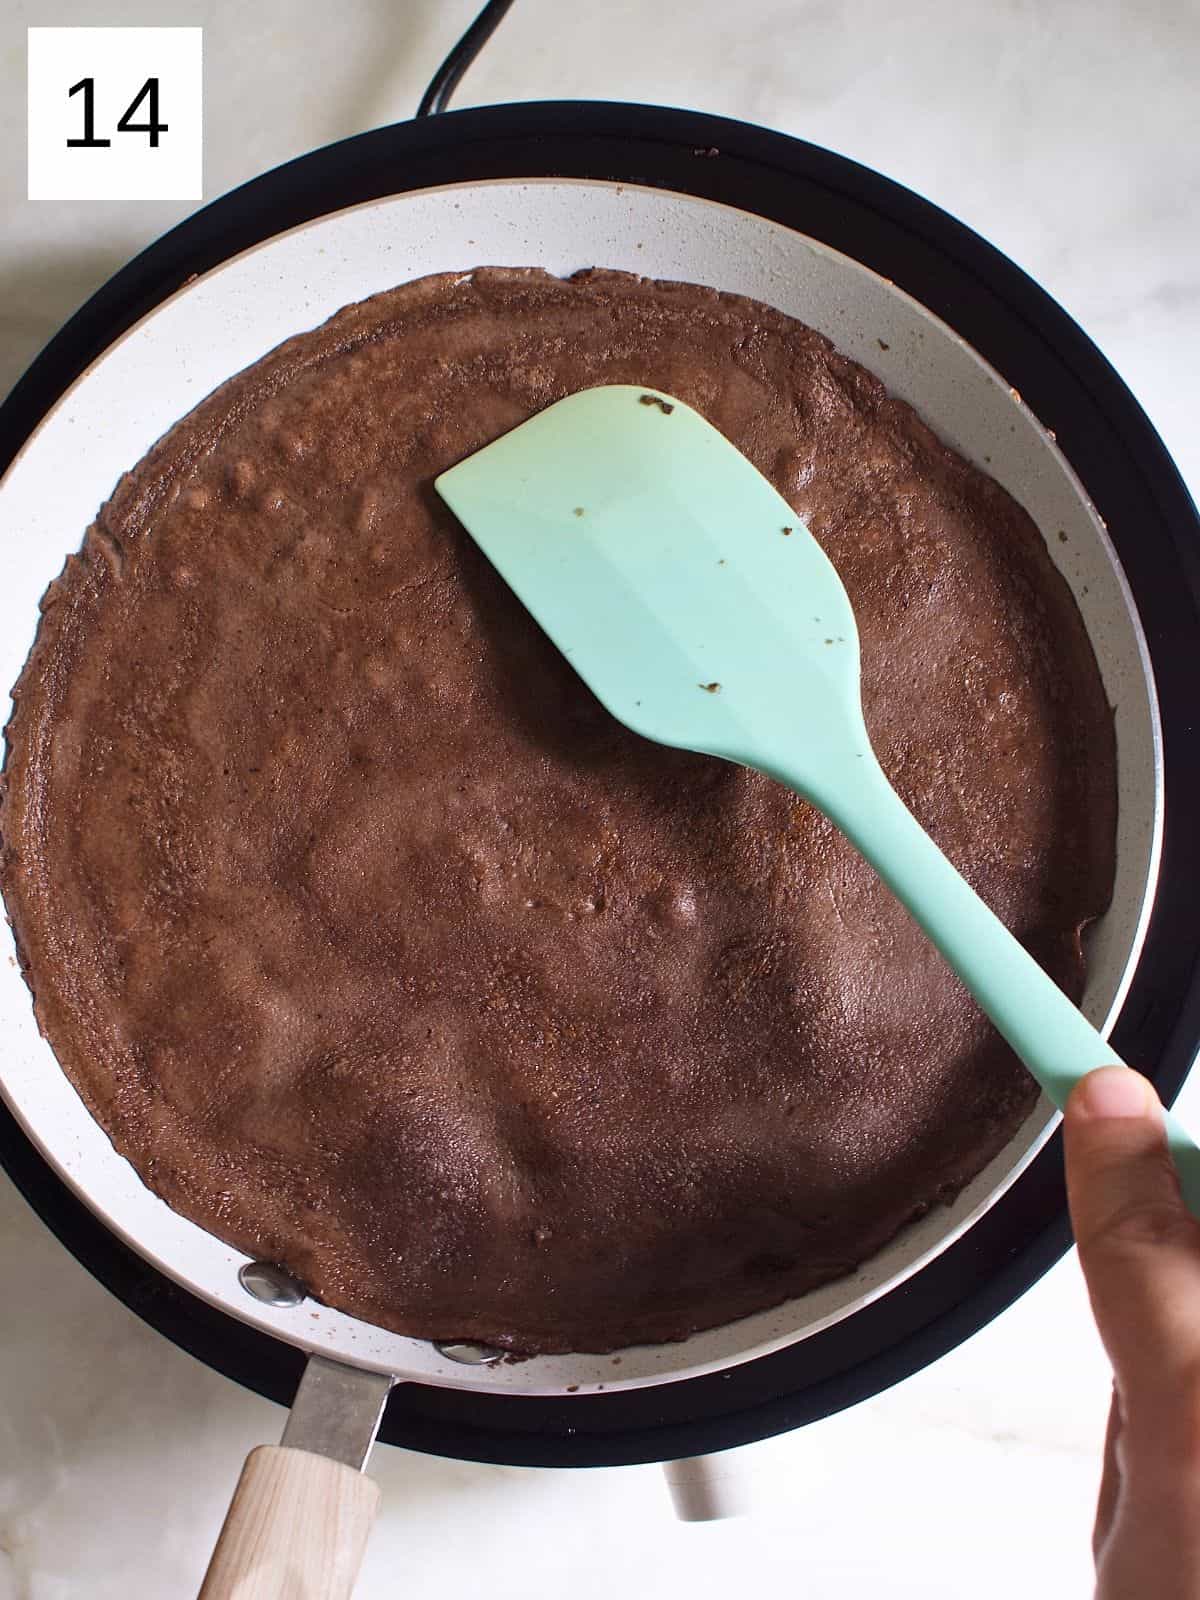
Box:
left=1067, top=1066, right=1161, bottom=1124
left=1062, top=1070, right=1198, bottom=1398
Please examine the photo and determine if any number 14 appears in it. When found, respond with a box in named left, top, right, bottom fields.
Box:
left=67, top=77, right=167, bottom=149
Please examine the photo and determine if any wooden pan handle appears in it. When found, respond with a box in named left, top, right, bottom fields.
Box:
left=198, top=1445, right=380, bottom=1600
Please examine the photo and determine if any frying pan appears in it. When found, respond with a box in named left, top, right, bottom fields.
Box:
left=2, top=103, right=1198, bottom=1590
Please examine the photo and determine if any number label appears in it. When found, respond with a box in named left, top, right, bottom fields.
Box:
left=66, top=75, right=168, bottom=150
left=28, top=27, right=203, bottom=202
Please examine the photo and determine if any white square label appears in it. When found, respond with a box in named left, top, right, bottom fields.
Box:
left=28, top=27, right=203, bottom=202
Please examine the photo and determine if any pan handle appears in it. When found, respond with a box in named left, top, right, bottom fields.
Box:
left=198, top=1444, right=380, bottom=1599
left=661, top=1454, right=751, bottom=1520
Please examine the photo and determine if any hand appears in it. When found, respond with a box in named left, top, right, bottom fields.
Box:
left=1063, top=1065, right=1200, bottom=1600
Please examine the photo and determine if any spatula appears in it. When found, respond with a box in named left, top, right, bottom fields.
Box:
left=436, top=383, right=1200, bottom=1211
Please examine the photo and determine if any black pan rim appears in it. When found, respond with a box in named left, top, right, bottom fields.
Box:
left=3, top=100, right=1199, bottom=1469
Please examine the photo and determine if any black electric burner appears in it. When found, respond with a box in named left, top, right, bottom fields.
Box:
left=3, top=102, right=1199, bottom=1468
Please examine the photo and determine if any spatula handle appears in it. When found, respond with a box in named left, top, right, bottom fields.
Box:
left=815, top=755, right=1200, bottom=1214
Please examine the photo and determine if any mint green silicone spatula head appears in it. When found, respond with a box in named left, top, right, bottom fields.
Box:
left=436, top=383, right=1200, bottom=1212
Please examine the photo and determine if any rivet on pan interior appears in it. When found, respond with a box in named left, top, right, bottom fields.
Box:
left=435, top=1341, right=504, bottom=1366
left=238, top=1260, right=306, bottom=1307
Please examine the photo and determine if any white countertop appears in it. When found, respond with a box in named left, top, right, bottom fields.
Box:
left=1, top=3, right=1197, bottom=1595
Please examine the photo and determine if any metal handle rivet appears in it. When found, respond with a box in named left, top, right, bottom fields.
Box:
left=238, top=1260, right=307, bottom=1307
left=434, top=1341, right=504, bottom=1366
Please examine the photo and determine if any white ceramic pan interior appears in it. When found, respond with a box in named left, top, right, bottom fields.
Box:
left=0, top=179, right=1162, bottom=1396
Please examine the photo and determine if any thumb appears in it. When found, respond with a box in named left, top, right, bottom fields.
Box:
left=1063, top=1066, right=1200, bottom=1411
